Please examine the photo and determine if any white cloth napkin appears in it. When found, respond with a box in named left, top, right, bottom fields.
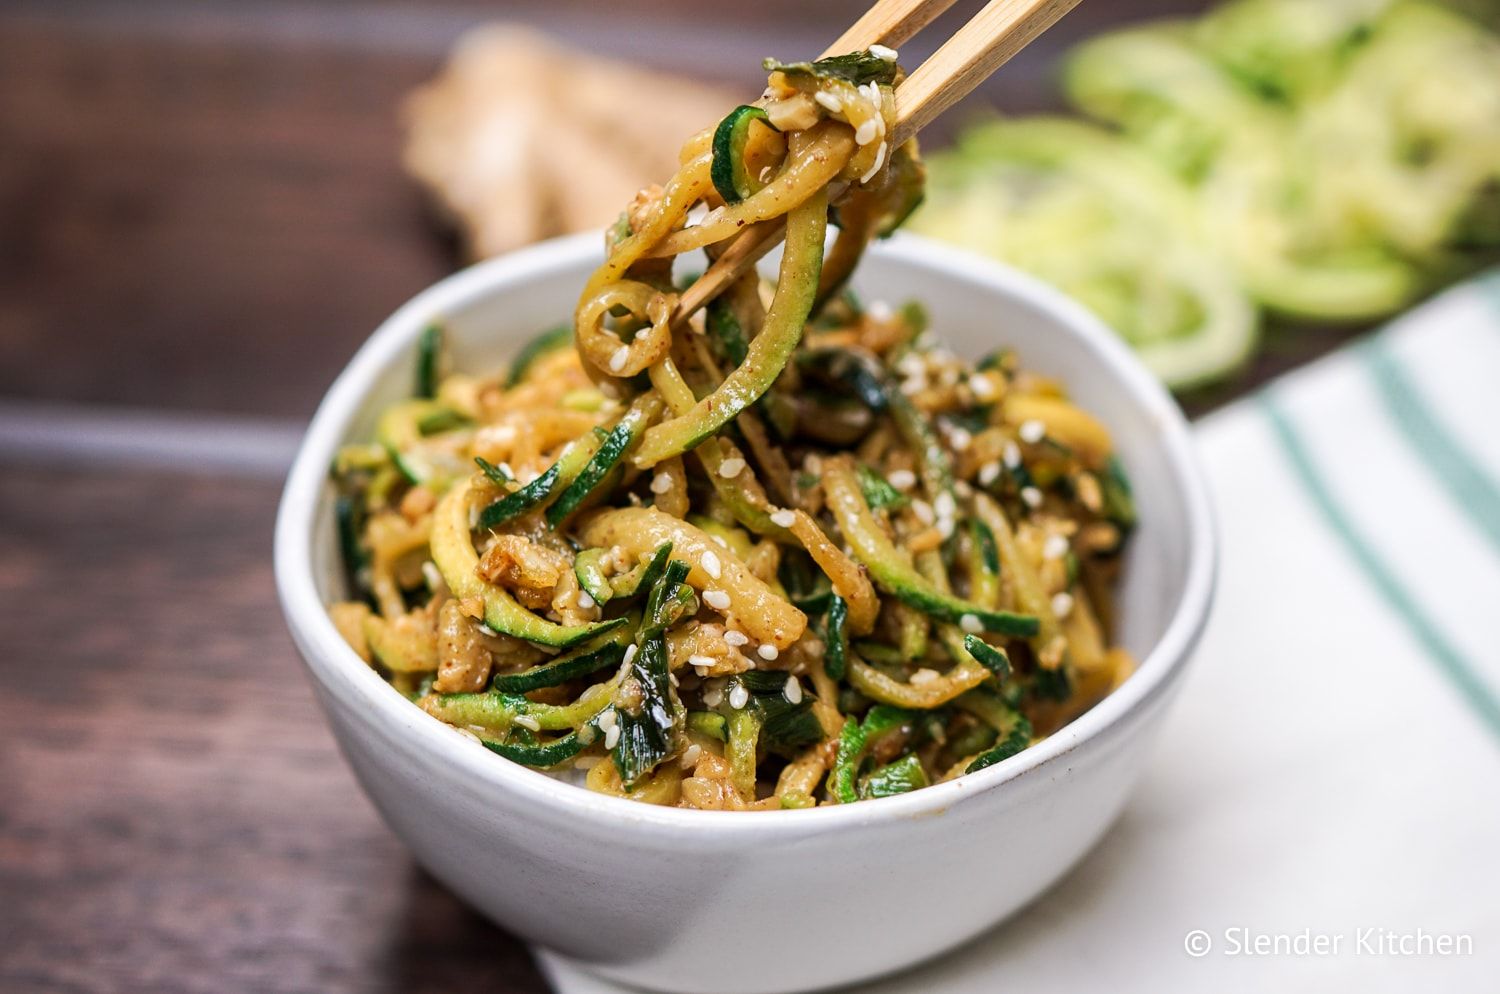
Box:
left=540, top=274, right=1500, bottom=993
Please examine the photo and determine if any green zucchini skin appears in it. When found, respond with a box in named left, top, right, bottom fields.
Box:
left=896, top=584, right=1039, bottom=638
left=824, top=595, right=850, bottom=681
left=504, top=324, right=573, bottom=388
left=431, top=479, right=625, bottom=649
left=830, top=705, right=916, bottom=804
left=612, top=559, right=693, bottom=786
left=477, top=724, right=597, bottom=768
left=545, top=396, right=658, bottom=527
left=610, top=541, right=673, bottom=601
left=706, top=298, right=750, bottom=368
left=685, top=710, right=728, bottom=742
left=797, top=347, right=891, bottom=412
left=473, top=456, right=512, bottom=485
left=634, top=188, right=828, bottom=466
left=823, top=460, right=1039, bottom=638
left=477, top=430, right=604, bottom=530
left=962, top=634, right=1013, bottom=680
left=572, top=548, right=615, bottom=604
left=711, top=105, right=777, bottom=204
left=490, top=628, right=633, bottom=693
left=574, top=541, right=672, bottom=608
left=377, top=399, right=465, bottom=485
left=735, top=670, right=823, bottom=756
left=762, top=51, right=899, bottom=87
left=860, top=753, right=930, bottom=799
left=965, top=712, right=1033, bottom=774
left=415, top=323, right=443, bottom=399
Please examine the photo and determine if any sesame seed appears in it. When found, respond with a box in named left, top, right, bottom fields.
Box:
left=514, top=714, right=541, bottom=732
left=897, top=353, right=925, bottom=377
left=717, top=457, right=746, bottom=479
left=909, top=668, right=941, bottom=686
left=650, top=472, right=673, bottom=494
left=934, top=492, right=957, bottom=518
left=597, top=708, right=617, bottom=732
left=714, top=535, right=729, bottom=548
left=609, top=346, right=630, bottom=373
left=1021, top=487, right=1043, bottom=509
left=938, top=517, right=955, bottom=539
left=949, top=427, right=973, bottom=451
left=814, top=91, right=843, bottom=113
left=758, top=643, right=779, bottom=661
left=859, top=140, right=887, bottom=183
left=1019, top=419, right=1046, bottom=444
left=784, top=676, right=803, bottom=704
left=622, top=644, right=638, bottom=667
left=770, top=509, right=796, bottom=528
left=970, top=375, right=998, bottom=401
left=724, top=629, right=749, bottom=647
left=681, top=743, right=703, bottom=768
left=804, top=454, right=825, bottom=474
left=576, top=590, right=596, bottom=610
left=867, top=299, right=894, bottom=322
left=688, top=654, right=716, bottom=670
left=912, top=500, right=935, bottom=525
left=869, top=43, right=898, bottom=61
left=978, top=461, right=1002, bottom=486
left=701, top=549, right=722, bottom=579
left=604, top=725, right=621, bottom=750
left=703, top=588, right=731, bottom=611
left=1051, top=592, right=1075, bottom=618
left=960, top=613, right=984, bottom=634
left=854, top=118, right=879, bottom=146
left=421, top=561, right=443, bottom=590
left=888, top=468, right=917, bottom=490
left=729, top=684, right=750, bottom=710
left=900, top=376, right=926, bottom=396
left=498, top=461, right=516, bottom=478
left=1043, top=535, right=1070, bottom=560
left=702, top=684, right=724, bottom=708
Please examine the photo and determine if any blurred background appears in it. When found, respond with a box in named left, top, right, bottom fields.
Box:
left=7, top=0, right=1495, bottom=428
left=2, top=2, right=1497, bottom=992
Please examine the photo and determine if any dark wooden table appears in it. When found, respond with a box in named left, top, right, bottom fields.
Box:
left=0, top=1, right=1375, bottom=991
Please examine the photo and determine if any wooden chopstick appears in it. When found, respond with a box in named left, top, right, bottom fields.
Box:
left=823, top=0, right=964, bottom=56
left=673, top=0, right=1078, bottom=327
left=892, top=0, right=1080, bottom=144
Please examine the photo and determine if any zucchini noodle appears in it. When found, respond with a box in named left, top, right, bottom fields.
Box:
left=329, top=50, right=1138, bottom=808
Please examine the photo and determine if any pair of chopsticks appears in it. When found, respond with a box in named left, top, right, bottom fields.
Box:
left=674, top=0, right=1082, bottom=324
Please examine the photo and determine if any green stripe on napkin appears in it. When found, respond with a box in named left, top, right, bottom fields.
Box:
left=1365, top=344, right=1500, bottom=558
left=1261, top=393, right=1500, bottom=742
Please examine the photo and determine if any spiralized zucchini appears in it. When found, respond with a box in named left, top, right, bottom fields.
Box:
left=329, top=51, right=1136, bottom=808
left=913, top=0, right=1500, bottom=388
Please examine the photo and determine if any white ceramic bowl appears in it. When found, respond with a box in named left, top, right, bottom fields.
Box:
left=275, top=232, right=1215, bottom=994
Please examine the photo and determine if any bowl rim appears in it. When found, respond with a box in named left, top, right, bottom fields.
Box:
left=274, top=230, right=1216, bottom=842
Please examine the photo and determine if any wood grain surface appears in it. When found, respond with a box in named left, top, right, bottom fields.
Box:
left=0, top=467, right=546, bottom=993
left=0, top=0, right=1378, bottom=992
